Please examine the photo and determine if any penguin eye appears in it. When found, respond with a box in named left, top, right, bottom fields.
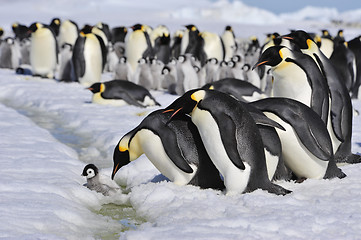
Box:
left=87, top=169, right=93, bottom=175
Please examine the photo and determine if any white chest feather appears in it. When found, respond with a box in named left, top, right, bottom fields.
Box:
left=92, top=93, right=128, bottom=106
left=80, top=36, right=102, bottom=87
left=136, top=129, right=197, bottom=185
left=30, top=29, right=57, bottom=76
left=264, top=112, right=328, bottom=179
left=272, top=64, right=312, bottom=106
left=126, top=31, right=148, bottom=71
left=191, top=107, right=250, bottom=194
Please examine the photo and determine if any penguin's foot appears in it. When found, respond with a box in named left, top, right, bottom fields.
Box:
left=336, top=154, right=361, bottom=164
left=264, top=183, right=292, bottom=196
left=295, top=177, right=307, bottom=183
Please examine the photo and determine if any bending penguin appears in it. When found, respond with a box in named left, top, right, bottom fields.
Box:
left=87, top=79, right=160, bottom=108
left=250, top=97, right=346, bottom=181
left=281, top=30, right=361, bottom=164
left=111, top=109, right=225, bottom=190
left=164, top=89, right=291, bottom=195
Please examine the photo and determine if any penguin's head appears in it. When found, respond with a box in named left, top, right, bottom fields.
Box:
left=112, top=135, right=133, bottom=180
left=163, top=89, right=205, bottom=122
left=282, top=30, right=315, bottom=50
left=131, top=23, right=143, bottom=31
left=185, top=24, right=197, bottom=32
left=80, top=24, right=93, bottom=36
left=82, top=164, right=99, bottom=179
left=87, top=82, right=104, bottom=94
left=225, top=25, right=233, bottom=31
left=28, top=22, right=44, bottom=33
left=252, top=45, right=285, bottom=70
left=162, top=66, right=170, bottom=75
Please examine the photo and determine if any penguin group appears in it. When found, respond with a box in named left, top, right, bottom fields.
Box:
left=110, top=27, right=361, bottom=196
left=1, top=19, right=361, bottom=195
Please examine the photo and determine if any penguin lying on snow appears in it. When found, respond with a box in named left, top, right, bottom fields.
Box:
left=164, top=89, right=291, bottom=195
left=82, top=164, right=121, bottom=196
left=87, top=79, right=160, bottom=108
left=112, top=109, right=225, bottom=190
left=250, top=98, right=346, bottom=181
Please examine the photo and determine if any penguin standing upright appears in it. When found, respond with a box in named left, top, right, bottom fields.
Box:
left=126, top=23, right=153, bottom=72
left=222, top=26, right=237, bottom=61
left=29, top=22, right=58, bottom=78
left=0, top=37, right=21, bottom=69
left=204, top=58, right=219, bottom=83
left=182, top=25, right=206, bottom=66
left=281, top=30, right=361, bottom=163
left=151, top=25, right=171, bottom=64
left=251, top=97, right=346, bottom=181
left=72, top=25, right=104, bottom=87
left=133, top=57, right=154, bottom=89
left=58, top=19, right=79, bottom=48
left=171, top=30, right=184, bottom=59
left=49, top=18, right=61, bottom=37
left=114, top=56, right=133, bottom=81
left=165, top=89, right=291, bottom=195
left=201, top=31, right=224, bottom=62
left=253, top=45, right=330, bottom=124
left=348, top=36, right=361, bottom=98
left=175, top=54, right=199, bottom=95
left=319, top=29, right=334, bottom=58
left=12, top=22, right=30, bottom=41
left=112, top=110, right=225, bottom=190
left=58, top=43, right=75, bottom=82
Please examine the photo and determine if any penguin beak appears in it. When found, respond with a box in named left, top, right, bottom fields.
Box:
left=252, top=60, right=268, bottom=70
left=282, top=36, right=293, bottom=40
left=111, top=163, right=120, bottom=180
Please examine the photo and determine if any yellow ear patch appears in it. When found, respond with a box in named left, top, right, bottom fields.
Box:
left=278, top=49, right=283, bottom=59
left=209, top=85, right=214, bottom=90
left=191, top=90, right=206, bottom=102
left=119, top=145, right=128, bottom=152
left=191, top=26, right=196, bottom=31
left=100, top=83, right=105, bottom=92
left=306, top=39, right=313, bottom=49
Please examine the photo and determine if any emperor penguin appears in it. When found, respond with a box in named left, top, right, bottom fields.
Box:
left=58, top=19, right=79, bottom=47
left=319, top=29, right=334, bottom=58
left=202, top=78, right=264, bottom=102
left=204, top=58, right=219, bottom=83
left=0, top=37, right=21, bottom=69
left=133, top=57, right=154, bottom=90
left=201, top=31, right=224, bottom=62
left=281, top=30, right=360, bottom=163
left=329, top=40, right=356, bottom=93
left=253, top=45, right=330, bottom=125
left=251, top=97, right=346, bottom=181
left=150, top=58, right=164, bottom=90
left=242, top=63, right=261, bottom=89
left=82, top=164, right=121, bottom=196
left=12, top=22, right=30, bottom=41
left=164, top=89, right=291, bottom=195
left=87, top=79, right=160, bottom=108
left=150, top=25, right=171, bottom=64
left=95, top=22, right=112, bottom=43
left=221, top=25, right=237, bottom=61
left=114, top=56, right=133, bottom=81
left=29, top=22, right=58, bottom=78
left=171, top=29, right=184, bottom=59
left=126, top=23, right=153, bottom=72
left=49, top=18, right=61, bottom=37
left=72, top=26, right=104, bottom=87
left=111, top=26, right=128, bottom=44
left=161, top=64, right=177, bottom=92
left=58, top=43, right=75, bottom=82
left=175, top=54, right=199, bottom=95
left=112, top=109, right=225, bottom=190
left=182, top=24, right=206, bottom=66
left=348, top=36, right=361, bottom=98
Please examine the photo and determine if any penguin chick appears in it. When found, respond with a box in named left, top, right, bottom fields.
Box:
left=82, top=164, right=121, bottom=196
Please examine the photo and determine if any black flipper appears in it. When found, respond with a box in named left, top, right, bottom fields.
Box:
left=72, top=37, right=86, bottom=79
left=251, top=98, right=333, bottom=161
left=142, top=118, right=194, bottom=174
left=214, top=111, right=245, bottom=170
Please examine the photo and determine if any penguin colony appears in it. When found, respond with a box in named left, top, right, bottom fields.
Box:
left=1, top=19, right=361, bottom=195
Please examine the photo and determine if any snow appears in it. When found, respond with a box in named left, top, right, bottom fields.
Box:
left=1, top=0, right=361, bottom=239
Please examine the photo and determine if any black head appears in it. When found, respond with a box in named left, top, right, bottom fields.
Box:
left=225, top=25, right=232, bottom=31
left=162, top=66, right=171, bottom=75
left=252, top=45, right=285, bottom=70
left=185, top=24, right=198, bottom=32
left=163, top=89, right=201, bottom=123
left=87, top=82, right=101, bottom=93
left=28, top=22, right=42, bottom=32
left=282, top=30, right=314, bottom=50
left=131, top=24, right=143, bottom=31
left=82, top=164, right=99, bottom=177
left=80, top=24, right=93, bottom=34
left=112, top=140, right=131, bottom=180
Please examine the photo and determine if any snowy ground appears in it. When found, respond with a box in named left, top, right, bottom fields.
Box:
left=1, top=65, right=361, bottom=239
left=1, top=0, right=361, bottom=239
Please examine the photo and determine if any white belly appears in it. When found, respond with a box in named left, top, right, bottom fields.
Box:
left=92, top=93, right=128, bottom=106
left=272, top=65, right=312, bottom=106
left=264, top=112, right=328, bottom=179
left=79, top=37, right=102, bottom=87
left=264, top=149, right=279, bottom=181
left=126, top=32, right=148, bottom=71
left=191, top=108, right=250, bottom=194
left=30, top=30, right=57, bottom=77
left=137, top=129, right=197, bottom=185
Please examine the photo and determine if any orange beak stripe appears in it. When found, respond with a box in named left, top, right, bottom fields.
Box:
left=162, top=109, right=175, bottom=113
left=282, top=36, right=293, bottom=40
left=170, top=107, right=183, bottom=119
left=113, top=163, right=120, bottom=176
